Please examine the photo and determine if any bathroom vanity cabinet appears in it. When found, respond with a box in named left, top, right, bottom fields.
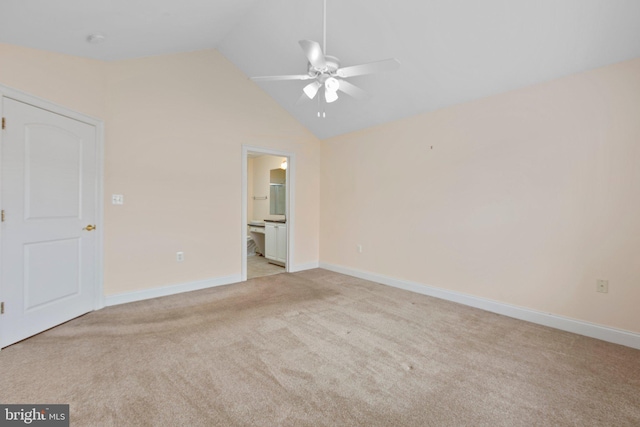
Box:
left=264, top=221, right=287, bottom=266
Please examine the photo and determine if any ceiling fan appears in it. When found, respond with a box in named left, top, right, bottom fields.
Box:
left=250, top=0, right=400, bottom=108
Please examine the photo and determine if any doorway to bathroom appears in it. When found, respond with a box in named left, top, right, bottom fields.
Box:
left=241, top=146, right=294, bottom=281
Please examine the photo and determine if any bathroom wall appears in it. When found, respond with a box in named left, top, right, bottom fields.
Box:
left=250, top=155, right=287, bottom=222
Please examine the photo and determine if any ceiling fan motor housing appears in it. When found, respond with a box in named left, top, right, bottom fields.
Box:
left=308, top=55, right=340, bottom=80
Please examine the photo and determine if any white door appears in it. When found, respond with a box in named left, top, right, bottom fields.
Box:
left=1, top=97, right=98, bottom=348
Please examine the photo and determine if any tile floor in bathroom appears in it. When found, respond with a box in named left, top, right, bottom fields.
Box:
left=247, top=254, right=285, bottom=279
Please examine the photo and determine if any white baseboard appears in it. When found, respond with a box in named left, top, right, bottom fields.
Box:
left=104, top=260, right=319, bottom=307
left=104, top=274, right=242, bottom=307
left=319, top=262, right=640, bottom=350
left=289, top=261, right=320, bottom=273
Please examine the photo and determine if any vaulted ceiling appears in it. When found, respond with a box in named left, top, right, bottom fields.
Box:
left=2, top=0, right=640, bottom=139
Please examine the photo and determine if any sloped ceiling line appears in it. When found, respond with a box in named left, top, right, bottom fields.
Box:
left=1, top=0, right=640, bottom=139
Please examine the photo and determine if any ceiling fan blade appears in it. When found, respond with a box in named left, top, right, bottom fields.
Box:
left=299, top=40, right=327, bottom=69
left=251, top=74, right=313, bottom=82
left=337, top=80, right=368, bottom=100
left=303, top=81, right=322, bottom=99
left=336, top=58, right=400, bottom=78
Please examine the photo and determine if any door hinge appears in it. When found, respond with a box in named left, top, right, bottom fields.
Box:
left=1, top=210, right=4, bottom=222
left=1, top=302, right=4, bottom=315
left=1, top=117, right=5, bottom=130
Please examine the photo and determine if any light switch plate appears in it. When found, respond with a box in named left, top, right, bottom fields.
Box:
left=112, top=194, right=124, bottom=205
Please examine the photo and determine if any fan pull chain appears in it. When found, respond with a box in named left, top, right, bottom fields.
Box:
left=317, top=87, right=324, bottom=118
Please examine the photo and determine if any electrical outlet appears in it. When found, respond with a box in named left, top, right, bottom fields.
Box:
left=176, top=251, right=184, bottom=262
left=596, top=279, right=608, bottom=293
left=112, top=194, right=124, bottom=205
left=357, top=244, right=363, bottom=254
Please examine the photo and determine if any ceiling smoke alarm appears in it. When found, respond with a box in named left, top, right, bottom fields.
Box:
left=86, top=34, right=106, bottom=44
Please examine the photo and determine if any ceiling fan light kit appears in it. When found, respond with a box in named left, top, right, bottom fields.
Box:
left=303, top=81, right=322, bottom=99
left=324, top=77, right=340, bottom=103
left=324, top=89, right=339, bottom=103
left=250, top=0, right=400, bottom=116
left=324, top=77, right=339, bottom=93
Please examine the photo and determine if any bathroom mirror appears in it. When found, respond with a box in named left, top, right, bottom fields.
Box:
left=270, top=169, right=286, bottom=215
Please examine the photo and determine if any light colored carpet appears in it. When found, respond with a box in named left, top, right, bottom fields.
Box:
left=1, top=269, right=639, bottom=426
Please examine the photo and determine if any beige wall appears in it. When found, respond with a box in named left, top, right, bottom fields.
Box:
left=320, top=58, right=640, bottom=333
left=0, top=43, right=106, bottom=119
left=104, top=50, right=320, bottom=294
left=0, top=45, right=321, bottom=296
left=2, top=41, right=639, bottom=334
left=250, top=155, right=287, bottom=222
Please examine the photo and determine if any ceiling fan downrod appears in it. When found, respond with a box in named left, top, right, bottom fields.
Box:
left=323, top=0, right=327, bottom=54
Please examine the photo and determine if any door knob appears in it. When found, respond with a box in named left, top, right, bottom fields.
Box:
left=83, top=224, right=96, bottom=231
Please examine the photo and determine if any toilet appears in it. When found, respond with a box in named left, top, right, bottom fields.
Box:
left=248, top=223, right=266, bottom=256
left=247, top=236, right=256, bottom=256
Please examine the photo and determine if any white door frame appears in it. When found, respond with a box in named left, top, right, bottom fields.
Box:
left=0, top=84, right=105, bottom=341
left=241, top=145, right=295, bottom=281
